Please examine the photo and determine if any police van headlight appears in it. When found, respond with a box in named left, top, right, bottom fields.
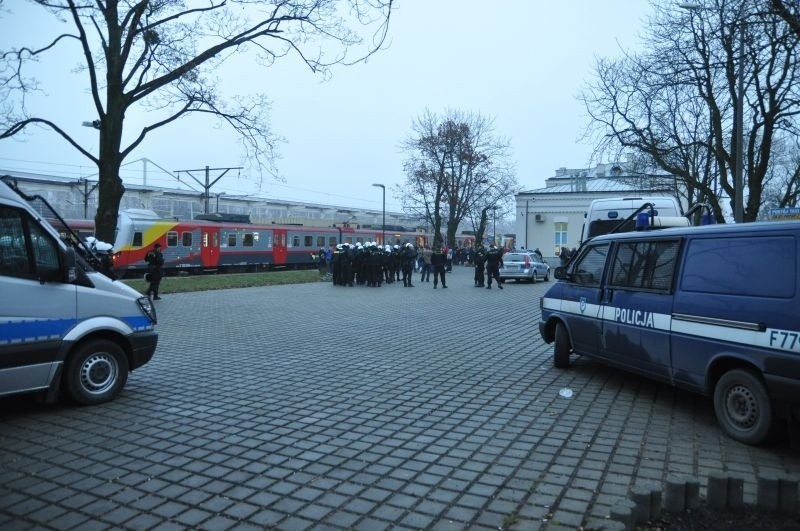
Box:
left=137, top=296, right=158, bottom=325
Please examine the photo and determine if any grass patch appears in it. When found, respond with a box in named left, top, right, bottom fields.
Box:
left=122, top=270, right=323, bottom=295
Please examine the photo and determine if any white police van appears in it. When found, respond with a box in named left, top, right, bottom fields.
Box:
left=540, top=219, right=800, bottom=445
left=582, top=196, right=684, bottom=242
left=0, top=177, right=158, bottom=405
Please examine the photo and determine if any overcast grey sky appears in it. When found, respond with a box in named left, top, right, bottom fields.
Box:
left=0, top=1, right=653, bottom=213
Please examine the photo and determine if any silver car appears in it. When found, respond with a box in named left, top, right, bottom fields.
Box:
left=498, top=252, right=550, bottom=283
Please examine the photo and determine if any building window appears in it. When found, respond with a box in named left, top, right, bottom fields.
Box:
left=554, top=222, right=568, bottom=256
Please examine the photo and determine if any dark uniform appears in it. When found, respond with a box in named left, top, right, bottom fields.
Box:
left=145, top=243, right=165, bottom=299
left=430, top=247, right=447, bottom=289
left=473, top=246, right=486, bottom=287
left=401, top=243, right=416, bottom=287
left=485, top=244, right=503, bottom=289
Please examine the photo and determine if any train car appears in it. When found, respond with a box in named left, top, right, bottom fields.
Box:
left=110, top=209, right=430, bottom=277
left=48, top=217, right=96, bottom=243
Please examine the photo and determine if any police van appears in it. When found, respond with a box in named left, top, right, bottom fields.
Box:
left=539, top=219, right=800, bottom=445
left=0, top=177, right=158, bottom=405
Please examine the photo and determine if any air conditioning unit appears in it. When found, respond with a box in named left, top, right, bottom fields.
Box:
left=535, top=214, right=545, bottom=222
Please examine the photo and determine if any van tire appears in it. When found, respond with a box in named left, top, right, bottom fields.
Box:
left=64, top=339, right=129, bottom=405
left=554, top=323, right=571, bottom=368
left=713, top=369, right=773, bottom=445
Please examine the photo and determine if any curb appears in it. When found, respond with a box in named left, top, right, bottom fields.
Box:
left=583, top=473, right=799, bottom=531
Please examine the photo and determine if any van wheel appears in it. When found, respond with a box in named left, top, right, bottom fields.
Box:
left=554, top=322, right=572, bottom=368
left=713, top=369, right=773, bottom=445
left=64, top=340, right=129, bottom=405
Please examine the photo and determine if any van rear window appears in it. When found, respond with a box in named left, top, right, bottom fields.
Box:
left=681, top=236, right=795, bottom=298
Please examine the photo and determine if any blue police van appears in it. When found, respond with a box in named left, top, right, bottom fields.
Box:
left=539, top=219, right=800, bottom=445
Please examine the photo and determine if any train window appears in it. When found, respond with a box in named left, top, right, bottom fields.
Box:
left=356, top=237, right=364, bottom=244
left=133, top=232, right=143, bottom=247
left=344, top=237, right=352, bottom=244
left=291, top=235, right=300, bottom=247
left=328, top=236, right=336, bottom=246
left=213, top=232, right=219, bottom=247
left=252, top=232, right=260, bottom=243
left=243, top=233, right=254, bottom=247
left=182, top=232, right=192, bottom=247
left=228, top=233, right=237, bottom=247
left=167, top=231, right=178, bottom=247
left=304, top=235, right=313, bottom=247
left=317, top=236, right=325, bottom=247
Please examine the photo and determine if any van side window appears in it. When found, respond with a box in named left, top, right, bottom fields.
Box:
left=610, top=240, right=679, bottom=292
left=682, top=236, right=795, bottom=298
left=0, top=206, right=32, bottom=278
left=30, top=221, right=61, bottom=279
left=571, top=243, right=609, bottom=286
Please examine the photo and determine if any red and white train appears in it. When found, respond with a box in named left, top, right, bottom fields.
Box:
left=57, top=209, right=474, bottom=278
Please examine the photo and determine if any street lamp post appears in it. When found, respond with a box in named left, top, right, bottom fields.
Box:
left=372, top=183, right=385, bottom=245
left=492, top=206, right=498, bottom=246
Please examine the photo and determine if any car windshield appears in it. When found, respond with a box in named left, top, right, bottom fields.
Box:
left=503, top=253, right=527, bottom=262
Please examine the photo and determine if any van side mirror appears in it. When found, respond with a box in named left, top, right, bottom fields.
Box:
left=63, top=247, right=77, bottom=283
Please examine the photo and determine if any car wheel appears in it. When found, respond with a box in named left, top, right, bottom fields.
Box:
left=532, top=271, right=538, bottom=283
left=554, top=322, right=571, bottom=368
left=544, top=270, right=550, bottom=281
left=64, top=339, right=129, bottom=405
left=713, top=369, right=773, bottom=445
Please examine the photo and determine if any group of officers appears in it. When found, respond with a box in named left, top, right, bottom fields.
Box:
left=326, top=241, right=505, bottom=290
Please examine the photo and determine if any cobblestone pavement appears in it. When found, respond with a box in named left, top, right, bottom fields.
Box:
left=2, top=266, right=800, bottom=531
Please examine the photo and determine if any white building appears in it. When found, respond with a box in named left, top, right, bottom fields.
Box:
left=515, top=163, right=677, bottom=263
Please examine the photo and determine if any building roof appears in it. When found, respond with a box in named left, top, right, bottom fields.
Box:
left=520, top=177, right=658, bottom=195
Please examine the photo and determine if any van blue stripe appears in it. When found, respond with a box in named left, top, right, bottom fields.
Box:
left=1, top=316, right=153, bottom=344
left=0, top=318, right=77, bottom=344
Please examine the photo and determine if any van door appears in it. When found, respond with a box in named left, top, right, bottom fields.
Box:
left=0, top=207, right=75, bottom=395
left=601, top=239, right=680, bottom=380
left=561, top=242, right=611, bottom=356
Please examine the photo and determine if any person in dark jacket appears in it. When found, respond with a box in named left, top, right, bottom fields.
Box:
left=401, top=242, right=416, bottom=287
left=430, top=246, right=447, bottom=289
left=473, top=245, right=486, bottom=287
left=145, top=243, right=165, bottom=299
left=485, top=243, right=503, bottom=290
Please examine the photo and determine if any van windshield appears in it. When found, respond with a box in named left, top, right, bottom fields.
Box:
left=586, top=219, right=635, bottom=239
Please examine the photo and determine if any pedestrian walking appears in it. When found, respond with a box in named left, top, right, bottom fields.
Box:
left=145, top=242, right=164, bottom=299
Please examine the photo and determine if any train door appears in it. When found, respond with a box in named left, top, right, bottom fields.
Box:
left=273, top=228, right=287, bottom=265
left=201, top=227, right=219, bottom=267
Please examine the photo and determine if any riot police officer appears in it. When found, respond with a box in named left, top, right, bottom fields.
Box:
left=485, top=243, right=503, bottom=290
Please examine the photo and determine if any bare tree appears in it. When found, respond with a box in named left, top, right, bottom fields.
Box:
left=771, top=0, right=800, bottom=37
left=398, top=109, right=517, bottom=248
left=0, top=0, right=394, bottom=241
left=581, top=0, right=800, bottom=222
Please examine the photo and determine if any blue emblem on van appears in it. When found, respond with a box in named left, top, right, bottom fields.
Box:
left=580, top=297, right=587, bottom=313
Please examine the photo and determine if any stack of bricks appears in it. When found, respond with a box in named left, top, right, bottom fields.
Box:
left=583, top=473, right=798, bottom=531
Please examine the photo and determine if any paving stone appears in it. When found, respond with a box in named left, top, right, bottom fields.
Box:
left=1, top=270, right=799, bottom=530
